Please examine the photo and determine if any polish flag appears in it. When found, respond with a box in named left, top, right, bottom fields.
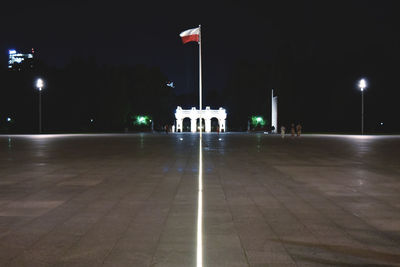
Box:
left=179, top=27, right=200, bottom=44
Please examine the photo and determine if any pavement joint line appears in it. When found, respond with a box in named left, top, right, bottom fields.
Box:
left=55, top=155, right=161, bottom=265
left=246, top=152, right=368, bottom=260
left=5, top=146, right=158, bottom=264
left=252, top=176, right=326, bottom=264
left=8, top=167, right=152, bottom=264
left=150, top=145, right=193, bottom=266
left=101, top=157, right=177, bottom=265
left=220, top=153, right=295, bottom=265
left=0, top=168, right=97, bottom=240
left=249, top=154, right=398, bottom=264
left=215, top=145, right=251, bottom=266
left=0, top=166, right=83, bottom=211
left=5, top=181, right=110, bottom=263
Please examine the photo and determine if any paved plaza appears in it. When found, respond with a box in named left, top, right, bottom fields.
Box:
left=0, top=133, right=400, bottom=266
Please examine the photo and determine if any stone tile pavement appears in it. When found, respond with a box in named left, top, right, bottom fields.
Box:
left=0, top=133, right=399, bottom=266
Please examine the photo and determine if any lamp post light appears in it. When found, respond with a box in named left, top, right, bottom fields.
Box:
left=35, top=78, right=44, bottom=134
left=359, top=78, right=367, bottom=135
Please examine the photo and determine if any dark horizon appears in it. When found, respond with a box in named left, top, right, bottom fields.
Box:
left=1, top=1, right=399, bottom=133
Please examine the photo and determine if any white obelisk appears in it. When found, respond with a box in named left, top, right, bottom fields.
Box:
left=271, top=89, right=278, bottom=133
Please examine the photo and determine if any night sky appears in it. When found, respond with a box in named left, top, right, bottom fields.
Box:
left=1, top=0, right=400, bottom=132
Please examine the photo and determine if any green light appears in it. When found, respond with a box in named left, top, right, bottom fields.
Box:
left=134, top=115, right=151, bottom=125
left=251, top=116, right=266, bottom=127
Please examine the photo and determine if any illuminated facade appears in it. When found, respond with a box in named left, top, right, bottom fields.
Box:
left=8, top=49, right=34, bottom=71
left=175, top=106, right=227, bottom=133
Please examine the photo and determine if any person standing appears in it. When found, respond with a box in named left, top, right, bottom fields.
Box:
left=290, top=123, right=295, bottom=137
left=296, top=123, right=302, bottom=137
left=280, top=125, right=286, bottom=139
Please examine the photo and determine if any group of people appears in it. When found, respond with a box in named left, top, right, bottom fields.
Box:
left=280, top=123, right=302, bottom=139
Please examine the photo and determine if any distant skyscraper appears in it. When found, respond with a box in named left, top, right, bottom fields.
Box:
left=8, top=49, right=34, bottom=71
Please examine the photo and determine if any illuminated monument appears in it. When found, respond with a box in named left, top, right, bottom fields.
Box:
left=271, top=89, right=278, bottom=133
left=8, top=49, right=34, bottom=71
left=175, top=106, right=227, bottom=133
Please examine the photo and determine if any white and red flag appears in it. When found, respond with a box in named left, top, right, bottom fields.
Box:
left=179, top=27, right=200, bottom=44
left=178, top=25, right=204, bottom=137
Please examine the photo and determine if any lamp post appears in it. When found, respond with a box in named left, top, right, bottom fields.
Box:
left=36, top=78, right=44, bottom=134
left=359, top=79, right=366, bottom=135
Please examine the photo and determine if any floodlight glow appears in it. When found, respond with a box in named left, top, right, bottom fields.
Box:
left=359, top=79, right=366, bottom=91
left=251, top=116, right=266, bottom=127
left=36, top=78, right=44, bottom=91
left=9, top=50, right=16, bottom=54
left=7, top=117, right=11, bottom=122
left=134, top=115, right=151, bottom=125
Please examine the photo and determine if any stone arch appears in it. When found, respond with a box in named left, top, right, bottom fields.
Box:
left=211, top=117, right=219, bottom=132
left=182, top=118, right=191, bottom=132
left=175, top=106, right=227, bottom=133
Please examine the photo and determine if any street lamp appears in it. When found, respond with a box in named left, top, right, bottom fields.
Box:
left=35, top=78, right=44, bottom=133
left=358, top=78, right=367, bottom=135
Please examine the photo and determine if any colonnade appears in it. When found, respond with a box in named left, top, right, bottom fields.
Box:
left=175, top=106, right=227, bottom=133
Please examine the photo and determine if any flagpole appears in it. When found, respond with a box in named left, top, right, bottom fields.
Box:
left=199, top=24, right=202, bottom=139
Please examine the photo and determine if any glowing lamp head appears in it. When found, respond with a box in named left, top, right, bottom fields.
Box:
left=9, top=50, right=16, bottom=55
left=6, top=117, right=11, bottom=122
left=359, top=79, right=366, bottom=91
left=36, top=78, right=44, bottom=91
